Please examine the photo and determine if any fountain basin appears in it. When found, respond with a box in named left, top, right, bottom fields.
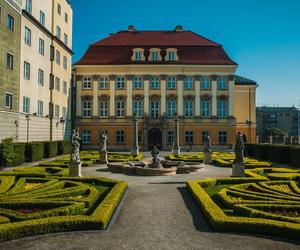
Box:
left=136, top=167, right=177, bottom=176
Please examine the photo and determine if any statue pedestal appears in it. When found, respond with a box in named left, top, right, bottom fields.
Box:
left=203, top=152, right=212, bottom=164
left=98, top=150, right=108, bottom=164
left=69, top=161, right=82, bottom=177
left=232, top=163, right=245, bottom=177
left=131, top=147, right=139, bottom=156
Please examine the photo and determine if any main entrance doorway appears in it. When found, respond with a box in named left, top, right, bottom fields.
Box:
left=148, top=128, right=162, bottom=150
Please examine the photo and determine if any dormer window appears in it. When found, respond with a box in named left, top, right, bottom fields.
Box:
left=131, top=48, right=145, bottom=61
left=148, top=48, right=162, bottom=61
left=165, top=48, right=179, bottom=62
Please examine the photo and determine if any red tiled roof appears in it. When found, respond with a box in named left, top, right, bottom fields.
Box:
left=75, top=30, right=237, bottom=66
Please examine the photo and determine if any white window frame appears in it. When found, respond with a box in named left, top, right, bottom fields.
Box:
left=184, top=77, right=193, bottom=89
left=82, top=130, right=91, bottom=144
left=201, top=99, right=210, bottom=117
left=150, top=100, right=159, bottom=118
left=116, top=98, right=125, bottom=117
left=219, top=131, right=227, bottom=144
left=83, top=77, right=92, bottom=89
left=185, top=131, right=194, bottom=144
left=7, top=14, right=14, bottom=31
left=25, top=0, right=32, bottom=13
left=218, top=99, right=228, bottom=117
left=201, top=77, right=210, bottom=90
left=133, top=99, right=142, bottom=117
left=55, top=77, right=60, bottom=91
left=151, top=77, right=160, bottom=89
left=38, top=38, right=45, bottom=55
left=24, top=61, right=30, bottom=80
left=116, top=130, right=125, bottom=144
left=23, top=96, right=30, bottom=113
left=64, top=33, right=68, bottom=45
left=37, top=100, right=43, bottom=116
left=63, top=56, right=67, bottom=70
left=184, top=99, right=193, bottom=117
left=6, top=53, right=13, bottom=69
left=167, top=99, right=176, bottom=118
left=99, top=100, right=108, bottom=117
left=167, top=77, right=176, bottom=89
left=56, top=50, right=60, bottom=65
left=133, top=77, right=143, bottom=89
left=82, top=101, right=92, bottom=117
left=39, top=11, right=45, bottom=26
left=38, top=69, right=44, bottom=86
left=24, top=26, right=31, bottom=45
left=218, top=77, right=228, bottom=90
left=54, top=104, right=60, bottom=118
left=100, top=77, right=109, bottom=89
left=5, top=93, right=12, bottom=109
left=116, top=76, right=125, bottom=89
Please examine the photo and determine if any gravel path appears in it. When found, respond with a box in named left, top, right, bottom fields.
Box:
left=0, top=164, right=299, bottom=250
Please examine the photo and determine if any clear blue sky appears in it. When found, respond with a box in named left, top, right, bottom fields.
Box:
left=70, top=0, right=300, bottom=107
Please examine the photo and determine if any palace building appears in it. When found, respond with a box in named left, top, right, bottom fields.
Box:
left=73, top=26, right=257, bottom=150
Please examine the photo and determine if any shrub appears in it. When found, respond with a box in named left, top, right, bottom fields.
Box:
left=25, top=142, right=44, bottom=162
left=267, top=145, right=290, bottom=163
left=253, top=144, right=269, bottom=159
left=289, top=146, right=300, bottom=168
left=44, top=141, right=58, bottom=158
left=244, top=143, right=255, bottom=157
left=14, top=143, right=26, bottom=166
left=0, top=138, right=15, bottom=166
left=57, top=140, right=71, bottom=155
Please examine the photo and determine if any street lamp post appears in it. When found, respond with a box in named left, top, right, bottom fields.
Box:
left=246, top=119, right=253, bottom=143
left=25, top=114, right=30, bottom=143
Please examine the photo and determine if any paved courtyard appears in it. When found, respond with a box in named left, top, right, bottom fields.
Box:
left=0, top=158, right=299, bottom=250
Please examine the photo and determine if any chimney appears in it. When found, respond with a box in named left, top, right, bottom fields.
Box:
left=175, top=25, right=183, bottom=32
left=128, top=25, right=136, bottom=32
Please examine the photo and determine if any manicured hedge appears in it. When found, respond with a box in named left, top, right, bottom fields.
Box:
left=57, top=140, right=71, bottom=155
left=267, top=145, right=290, bottom=163
left=13, top=143, right=26, bottom=166
left=25, top=142, right=44, bottom=162
left=44, top=141, right=58, bottom=158
left=253, top=144, right=269, bottom=159
left=290, top=147, right=300, bottom=167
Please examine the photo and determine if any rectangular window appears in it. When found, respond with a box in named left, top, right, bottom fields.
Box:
left=116, top=130, right=125, bottom=144
left=116, top=76, right=125, bottom=89
left=7, top=14, right=14, bottom=31
left=167, top=131, right=174, bottom=145
left=63, top=81, right=67, bottom=94
left=167, top=100, right=176, bottom=118
left=38, top=69, right=44, bottom=86
left=5, top=93, right=12, bottom=109
left=201, top=99, right=210, bottom=117
left=39, top=38, right=45, bottom=55
left=25, top=0, right=32, bottom=13
left=168, top=51, right=175, bottom=61
left=201, top=131, right=210, bottom=144
left=167, top=77, right=176, bottom=89
left=150, top=100, right=159, bottom=118
left=184, top=99, right=193, bottom=117
left=116, top=99, right=125, bottom=117
left=151, top=77, right=160, bottom=89
left=185, top=131, right=194, bottom=144
left=56, top=50, right=60, bottom=65
left=218, top=99, right=228, bottom=117
left=55, top=77, right=60, bottom=91
left=133, top=100, right=142, bottom=117
left=64, top=33, right=68, bottom=45
left=55, top=104, right=60, bottom=118
left=82, top=101, right=91, bottom=117
left=6, top=53, right=13, bottom=69
left=37, top=100, right=43, bottom=116
left=83, top=77, right=92, bottom=89
left=201, top=77, right=210, bottom=90
left=135, top=51, right=141, bottom=61
left=133, top=77, right=143, bottom=89
left=99, top=100, right=108, bottom=117
left=57, top=3, right=61, bottom=15
left=100, top=77, right=109, bottom=89
left=23, top=96, right=30, bottom=113
left=151, top=51, right=158, bottom=61
left=62, top=107, right=66, bottom=118
left=184, top=77, right=193, bottom=89
left=218, top=77, right=228, bottom=90
left=65, top=13, right=68, bottom=23
left=82, top=130, right=91, bottom=144
left=24, top=61, right=30, bottom=80
left=39, top=11, right=45, bottom=26
left=63, top=56, right=67, bottom=69
left=24, top=26, right=31, bottom=45
left=219, top=131, right=227, bottom=144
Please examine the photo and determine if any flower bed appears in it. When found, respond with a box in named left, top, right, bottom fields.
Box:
left=187, top=167, right=300, bottom=240
left=0, top=168, right=127, bottom=242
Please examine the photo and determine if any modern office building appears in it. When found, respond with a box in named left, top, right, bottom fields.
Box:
left=256, top=106, right=299, bottom=140
left=18, top=0, right=73, bottom=142
left=0, top=0, right=22, bottom=141
left=73, top=26, right=257, bottom=150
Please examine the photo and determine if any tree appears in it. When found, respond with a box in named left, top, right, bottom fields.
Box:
left=1, top=138, right=15, bottom=166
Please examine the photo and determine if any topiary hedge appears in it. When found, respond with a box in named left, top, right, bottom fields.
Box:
left=57, top=140, right=71, bottom=155
left=44, top=141, right=58, bottom=158
left=253, top=144, right=269, bottom=159
left=14, top=143, right=26, bottom=166
left=267, top=145, right=290, bottom=163
left=25, top=142, right=44, bottom=162
left=290, top=146, right=300, bottom=167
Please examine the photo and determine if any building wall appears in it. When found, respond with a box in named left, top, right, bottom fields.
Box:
left=0, top=0, right=21, bottom=141
left=72, top=64, right=256, bottom=150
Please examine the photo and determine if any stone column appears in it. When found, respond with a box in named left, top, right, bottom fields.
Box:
left=195, top=76, right=200, bottom=116
left=177, top=76, right=184, bottom=116
left=92, top=75, right=99, bottom=117
left=283, top=136, right=287, bottom=145
left=290, top=136, right=294, bottom=145
left=131, top=115, right=139, bottom=156
left=160, top=76, right=166, bottom=115
left=211, top=76, right=217, bottom=116
left=144, top=78, right=150, bottom=115
left=256, top=135, right=260, bottom=143
left=126, top=75, right=133, bottom=117
left=173, top=115, right=181, bottom=155
left=75, top=76, right=82, bottom=116
left=269, top=135, right=273, bottom=144
left=228, top=75, right=235, bottom=116
left=109, top=75, right=116, bottom=117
